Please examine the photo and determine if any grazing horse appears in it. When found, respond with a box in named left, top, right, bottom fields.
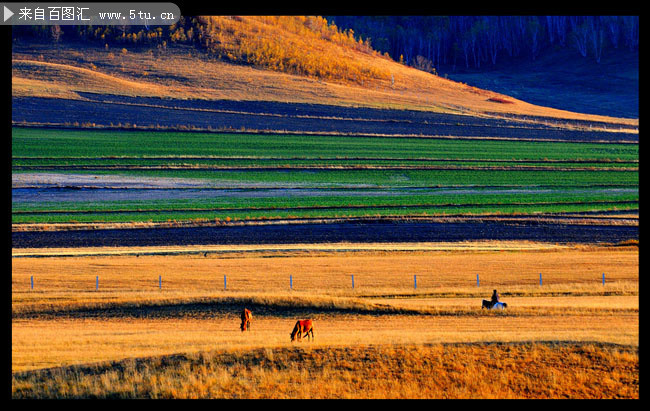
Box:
left=290, top=319, right=314, bottom=342
left=240, top=308, right=252, bottom=332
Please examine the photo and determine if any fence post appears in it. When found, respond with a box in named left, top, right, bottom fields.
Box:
left=30, top=276, right=33, bottom=290
left=96, top=276, right=99, bottom=291
left=414, top=275, right=417, bottom=289
left=159, top=275, right=162, bottom=290
left=351, top=275, right=355, bottom=289
left=224, top=275, right=227, bottom=290
left=476, top=274, right=479, bottom=287
left=290, top=275, right=293, bottom=290
left=539, top=273, right=542, bottom=286
left=602, top=273, right=605, bottom=286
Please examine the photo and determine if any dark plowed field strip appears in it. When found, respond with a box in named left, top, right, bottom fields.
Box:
left=12, top=96, right=638, bottom=143
left=76, top=93, right=637, bottom=132
left=11, top=221, right=639, bottom=248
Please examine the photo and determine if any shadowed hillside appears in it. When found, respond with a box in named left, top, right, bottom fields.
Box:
left=326, top=16, right=639, bottom=118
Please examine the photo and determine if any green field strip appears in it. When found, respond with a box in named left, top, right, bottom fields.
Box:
left=12, top=157, right=639, bottom=169
left=11, top=200, right=639, bottom=216
left=12, top=128, right=639, bottom=162
left=12, top=191, right=639, bottom=213
left=11, top=202, right=639, bottom=224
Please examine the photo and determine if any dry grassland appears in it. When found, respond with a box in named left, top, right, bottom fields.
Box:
left=12, top=242, right=638, bottom=383
left=12, top=242, right=638, bottom=295
left=12, top=311, right=639, bottom=372
left=13, top=342, right=638, bottom=398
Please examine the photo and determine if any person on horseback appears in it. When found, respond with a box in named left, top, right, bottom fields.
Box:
left=491, top=289, right=500, bottom=305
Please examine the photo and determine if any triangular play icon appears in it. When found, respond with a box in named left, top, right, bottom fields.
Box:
left=4, top=6, right=14, bottom=22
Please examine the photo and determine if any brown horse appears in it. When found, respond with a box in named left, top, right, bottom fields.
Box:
left=240, top=308, right=252, bottom=332
left=290, top=319, right=314, bottom=342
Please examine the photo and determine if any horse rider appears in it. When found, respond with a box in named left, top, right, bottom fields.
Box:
left=491, top=289, right=500, bottom=305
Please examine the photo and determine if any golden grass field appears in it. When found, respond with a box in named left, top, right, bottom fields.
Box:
left=12, top=342, right=638, bottom=399
left=12, top=241, right=638, bottom=398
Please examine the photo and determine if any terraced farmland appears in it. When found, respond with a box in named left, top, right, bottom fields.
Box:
left=12, top=127, right=638, bottom=230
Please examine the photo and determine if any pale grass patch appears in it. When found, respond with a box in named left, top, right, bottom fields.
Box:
left=12, top=60, right=179, bottom=98
left=12, top=77, right=80, bottom=99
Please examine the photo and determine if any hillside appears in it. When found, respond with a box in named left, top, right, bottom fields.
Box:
left=327, top=16, right=639, bottom=119
left=11, top=16, right=637, bottom=127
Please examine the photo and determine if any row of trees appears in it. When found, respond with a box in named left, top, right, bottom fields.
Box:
left=327, top=16, right=639, bottom=70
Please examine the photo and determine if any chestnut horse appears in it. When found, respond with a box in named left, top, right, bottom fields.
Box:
left=290, top=319, right=314, bottom=342
left=240, top=308, right=252, bottom=332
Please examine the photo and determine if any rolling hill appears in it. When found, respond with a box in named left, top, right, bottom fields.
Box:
left=11, top=16, right=638, bottom=127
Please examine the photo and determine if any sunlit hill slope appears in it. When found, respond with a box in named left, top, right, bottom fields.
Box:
left=12, top=15, right=637, bottom=126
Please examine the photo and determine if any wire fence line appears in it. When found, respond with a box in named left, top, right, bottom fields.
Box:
left=25, top=272, right=611, bottom=292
